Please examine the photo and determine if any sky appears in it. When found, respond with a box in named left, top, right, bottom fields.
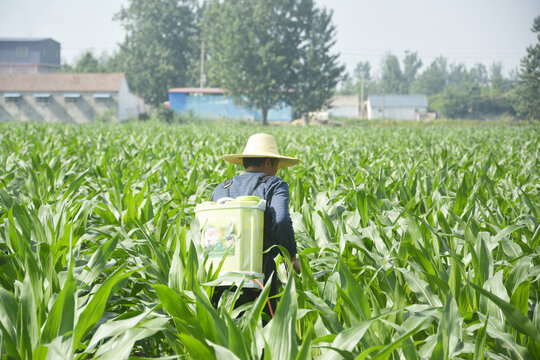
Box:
left=1, top=0, right=539, bottom=78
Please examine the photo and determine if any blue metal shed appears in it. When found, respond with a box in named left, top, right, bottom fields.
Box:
left=168, top=88, right=292, bottom=122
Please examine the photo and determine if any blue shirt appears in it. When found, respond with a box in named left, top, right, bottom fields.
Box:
left=211, top=171, right=297, bottom=260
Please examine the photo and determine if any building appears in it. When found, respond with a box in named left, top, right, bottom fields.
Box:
left=327, top=95, right=360, bottom=118
left=0, top=38, right=60, bottom=73
left=366, top=95, right=429, bottom=120
left=0, top=73, right=144, bottom=123
left=168, top=88, right=293, bottom=122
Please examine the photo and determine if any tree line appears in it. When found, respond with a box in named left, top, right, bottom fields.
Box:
left=63, top=1, right=539, bottom=121
left=63, top=0, right=344, bottom=124
left=339, top=54, right=517, bottom=119
left=340, top=16, right=540, bottom=120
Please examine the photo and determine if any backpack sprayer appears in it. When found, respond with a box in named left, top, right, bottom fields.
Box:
left=195, top=195, right=266, bottom=289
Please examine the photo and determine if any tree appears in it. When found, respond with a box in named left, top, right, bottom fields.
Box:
left=114, top=0, right=200, bottom=105
left=291, top=5, right=345, bottom=118
left=468, top=63, right=489, bottom=87
left=203, top=0, right=342, bottom=124
left=402, top=51, right=422, bottom=93
left=411, top=56, right=448, bottom=96
left=514, top=16, right=540, bottom=120
left=489, top=62, right=506, bottom=96
left=379, top=53, right=404, bottom=94
left=74, top=51, right=105, bottom=73
left=447, top=63, right=468, bottom=87
left=104, top=51, right=125, bottom=73
left=61, top=51, right=106, bottom=73
left=354, top=61, right=371, bottom=83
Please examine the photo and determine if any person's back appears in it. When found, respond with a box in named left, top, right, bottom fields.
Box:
left=210, top=134, right=301, bottom=318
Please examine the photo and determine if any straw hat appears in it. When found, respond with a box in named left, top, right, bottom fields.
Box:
left=222, top=133, right=300, bottom=169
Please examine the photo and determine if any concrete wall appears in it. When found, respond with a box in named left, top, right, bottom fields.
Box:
left=0, top=92, right=120, bottom=123
left=0, top=64, right=60, bottom=73
left=118, top=78, right=144, bottom=120
left=367, top=106, right=428, bottom=120
left=327, top=106, right=359, bottom=118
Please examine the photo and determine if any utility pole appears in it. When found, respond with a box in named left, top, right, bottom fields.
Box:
left=200, top=40, right=205, bottom=88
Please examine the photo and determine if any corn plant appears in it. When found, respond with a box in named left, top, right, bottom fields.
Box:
left=0, top=121, right=539, bottom=359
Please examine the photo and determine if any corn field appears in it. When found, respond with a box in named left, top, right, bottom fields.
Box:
left=0, top=121, right=539, bottom=359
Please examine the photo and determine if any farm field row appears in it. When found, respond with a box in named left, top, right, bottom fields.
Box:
left=0, top=121, right=539, bottom=359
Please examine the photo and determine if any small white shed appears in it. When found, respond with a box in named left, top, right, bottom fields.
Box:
left=367, top=95, right=428, bottom=120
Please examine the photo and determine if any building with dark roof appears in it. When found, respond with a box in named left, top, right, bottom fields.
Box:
left=0, top=38, right=60, bottom=73
left=0, top=73, right=144, bottom=122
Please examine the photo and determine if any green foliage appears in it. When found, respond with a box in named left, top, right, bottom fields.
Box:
left=514, top=16, right=540, bottom=120
left=402, top=51, right=423, bottom=94
left=377, top=51, right=422, bottom=95
left=203, top=0, right=342, bottom=124
left=96, top=108, right=116, bottom=123
left=0, top=121, right=539, bottom=358
left=429, top=82, right=516, bottom=119
left=411, top=56, right=448, bottom=96
left=61, top=51, right=107, bottom=73
left=380, top=53, right=405, bottom=94
left=291, top=6, right=345, bottom=118
left=73, top=51, right=106, bottom=73
left=342, top=50, right=521, bottom=119
left=149, top=105, right=185, bottom=124
left=343, top=52, right=519, bottom=119
left=203, top=0, right=300, bottom=125
left=113, top=0, right=200, bottom=106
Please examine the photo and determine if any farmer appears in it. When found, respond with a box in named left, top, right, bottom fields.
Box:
left=211, top=133, right=301, bottom=316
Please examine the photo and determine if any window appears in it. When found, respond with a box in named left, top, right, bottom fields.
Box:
left=16, top=46, right=28, bottom=58
left=64, top=93, right=81, bottom=103
left=4, top=93, right=21, bottom=103
left=34, top=93, right=51, bottom=103
left=93, top=93, right=112, bottom=101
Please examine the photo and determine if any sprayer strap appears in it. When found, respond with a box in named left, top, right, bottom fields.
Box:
left=222, top=175, right=272, bottom=198
left=223, top=179, right=233, bottom=198
left=223, top=179, right=233, bottom=189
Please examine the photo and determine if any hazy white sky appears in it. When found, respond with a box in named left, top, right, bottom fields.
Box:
left=1, top=0, right=538, bottom=77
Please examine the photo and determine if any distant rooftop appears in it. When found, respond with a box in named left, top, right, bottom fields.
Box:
left=169, top=88, right=225, bottom=94
left=0, top=37, right=59, bottom=44
left=0, top=73, right=126, bottom=92
left=368, top=95, right=427, bottom=108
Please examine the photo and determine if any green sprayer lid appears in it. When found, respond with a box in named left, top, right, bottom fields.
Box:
left=236, top=196, right=261, bottom=202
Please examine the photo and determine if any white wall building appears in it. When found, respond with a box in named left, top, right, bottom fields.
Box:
left=0, top=73, right=144, bottom=123
left=327, top=95, right=360, bottom=118
left=367, top=95, right=428, bottom=120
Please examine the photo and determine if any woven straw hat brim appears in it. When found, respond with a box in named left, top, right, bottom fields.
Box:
left=222, top=133, right=300, bottom=169
left=222, top=154, right=300, bottom=169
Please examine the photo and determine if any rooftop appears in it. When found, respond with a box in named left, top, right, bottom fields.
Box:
left=169, top=88, right=225, bottom=94
left=0, top=38, right=59, bottom=44
left=0, top=73, right=126, bottom=92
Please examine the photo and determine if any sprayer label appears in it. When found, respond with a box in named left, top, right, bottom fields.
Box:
left=203, top=223, right=237, bottom=257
